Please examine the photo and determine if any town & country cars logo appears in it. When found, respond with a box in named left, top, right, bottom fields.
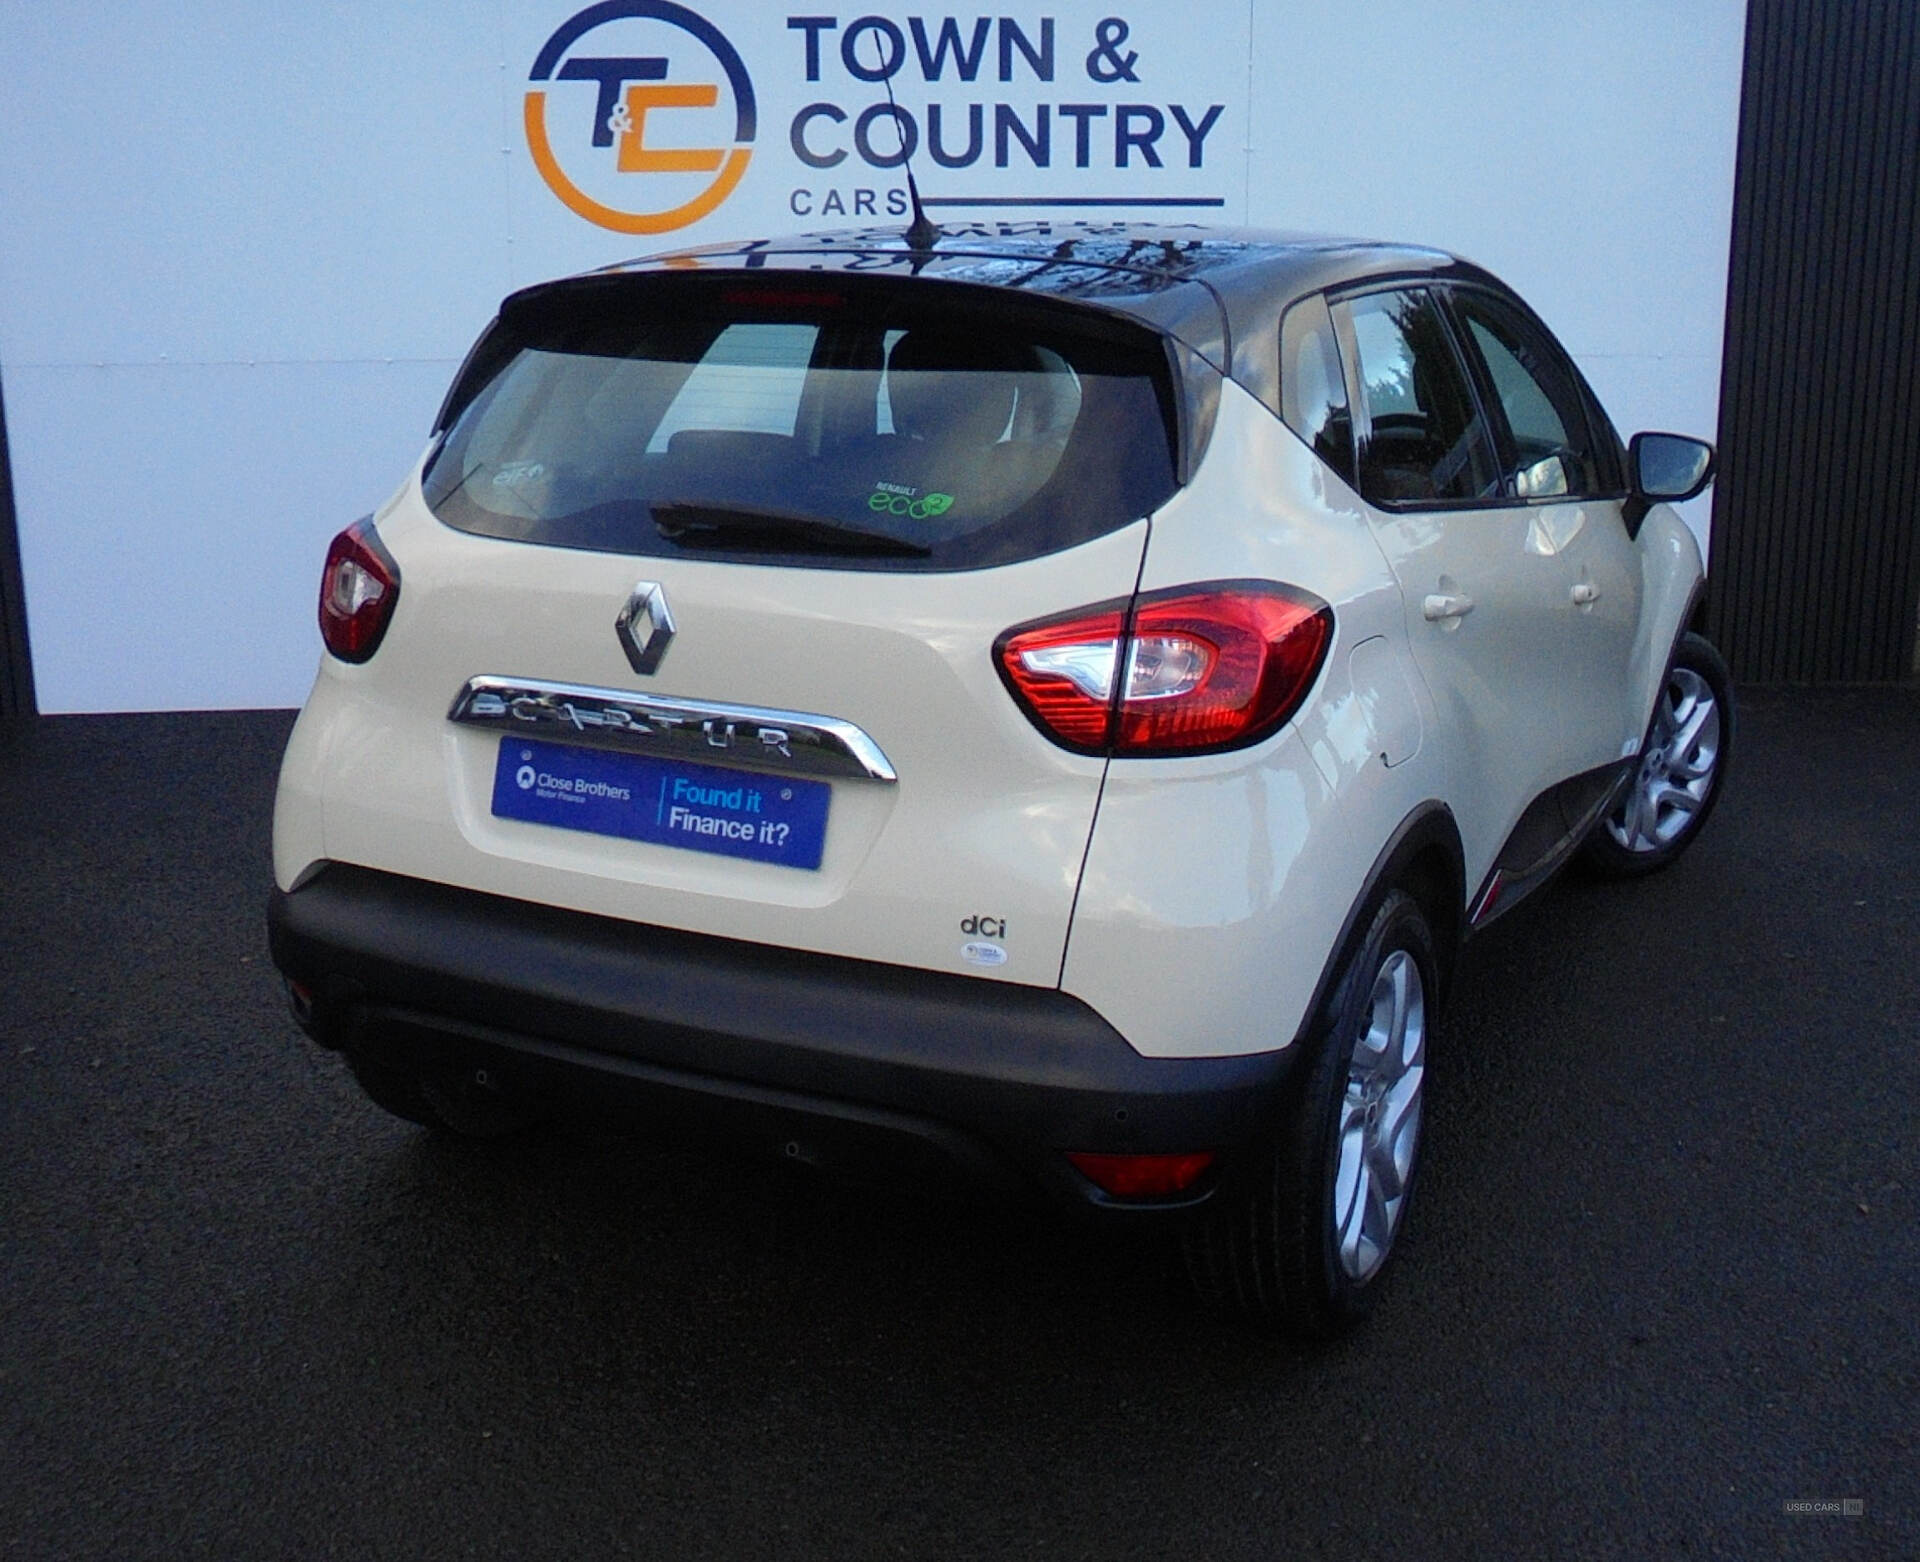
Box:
left=525, top=0, right=756, bottom=234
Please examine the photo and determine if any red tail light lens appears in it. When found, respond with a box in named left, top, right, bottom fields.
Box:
left=993, top=604, right=1129, bottom=750
left=319, top=517, right=401, bottom=663
left=996, top=582, right=1333, bottom=756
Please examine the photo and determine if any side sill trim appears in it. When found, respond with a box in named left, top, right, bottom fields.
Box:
left=1468, top=759, right=1634, bottom=928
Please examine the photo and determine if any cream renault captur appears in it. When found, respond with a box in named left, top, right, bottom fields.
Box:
left=268, top=225, right=1731, bottom=1336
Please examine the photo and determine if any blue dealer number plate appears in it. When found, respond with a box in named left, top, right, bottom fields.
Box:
left=491, top=738, right=830, bottom=871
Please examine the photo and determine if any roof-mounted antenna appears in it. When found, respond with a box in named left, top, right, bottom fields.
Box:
left=871, top=38, right=941, bottom=253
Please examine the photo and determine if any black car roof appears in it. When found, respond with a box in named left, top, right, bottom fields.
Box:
left=481, top=224, right=1508, bottom=456
left=566, top=223, right=1485, bottom=413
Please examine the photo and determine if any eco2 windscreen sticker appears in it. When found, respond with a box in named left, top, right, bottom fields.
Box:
left=867, top=482, right=955, bottom=519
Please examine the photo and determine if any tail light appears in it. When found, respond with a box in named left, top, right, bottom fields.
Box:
left=319, top=517, right=401, bottom=663
left=996, top=581, right=1333, bottom=756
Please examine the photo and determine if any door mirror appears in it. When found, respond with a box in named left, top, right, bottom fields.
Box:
left=1630, top=432, right=1716, bottom=503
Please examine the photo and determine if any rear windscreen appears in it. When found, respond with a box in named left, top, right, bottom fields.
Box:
left=422, top=280, right=1180, bottom=570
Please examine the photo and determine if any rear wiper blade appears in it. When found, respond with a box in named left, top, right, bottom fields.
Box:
left=651, top=501, right=931, bottom=558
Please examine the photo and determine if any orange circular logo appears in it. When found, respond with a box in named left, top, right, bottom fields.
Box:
left=525, top=2, right=755, bottom=234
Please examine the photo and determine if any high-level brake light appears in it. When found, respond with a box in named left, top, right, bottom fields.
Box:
left=996, top=582, right=1333, bottom=756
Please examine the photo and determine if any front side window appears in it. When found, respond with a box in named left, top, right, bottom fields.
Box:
left=1339, top=288, right=1499, bottom=506
left=422, top=281, right=1179, bottom=572
left=1448, top=288, right=1603, bottom=500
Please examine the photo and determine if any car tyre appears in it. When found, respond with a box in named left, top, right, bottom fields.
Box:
left=1183, top=888, right=1436, bottom=1338
left=1581, top=631, right=1733, bottom=878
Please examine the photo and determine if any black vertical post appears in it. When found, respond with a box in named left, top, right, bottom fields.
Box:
left=1708, top=0, right=1920, bottom=682
left=0, top=365, right=37, bottom=726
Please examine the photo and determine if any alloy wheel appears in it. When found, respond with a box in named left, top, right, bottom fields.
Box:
left=1333, top=948, right=1426, bottom=1282
left=1607, top=666, right=1722, bottom=853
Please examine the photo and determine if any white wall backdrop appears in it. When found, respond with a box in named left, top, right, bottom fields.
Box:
left=0, top=1, right=1746, bottom=712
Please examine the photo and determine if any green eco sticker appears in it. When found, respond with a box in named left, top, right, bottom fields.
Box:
left=867, top=487, right=954, bottom=520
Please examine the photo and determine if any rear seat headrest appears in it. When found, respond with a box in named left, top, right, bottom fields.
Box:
left=887, top=331, right=1024, bottom=446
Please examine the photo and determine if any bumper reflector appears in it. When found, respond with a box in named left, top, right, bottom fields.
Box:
left=1066, top=1150, right=1216, bottom=1198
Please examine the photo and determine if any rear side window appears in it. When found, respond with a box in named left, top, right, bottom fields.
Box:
left=1337, top=288, right=1500, bottom=507
left=423, top=281, right=1179, bottom=571
left=1279, top=293, right=1353, bottom=482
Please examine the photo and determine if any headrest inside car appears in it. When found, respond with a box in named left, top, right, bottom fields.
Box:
left=886, top=331, right=1024, bottom=447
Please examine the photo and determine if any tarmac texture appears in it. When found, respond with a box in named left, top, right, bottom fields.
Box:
left=2, top=688, right=1914, bottom=1559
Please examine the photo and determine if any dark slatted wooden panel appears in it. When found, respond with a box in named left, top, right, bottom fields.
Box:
left=1709, top=0, right=1920, bottom=682
left=0, top=367, right=36, bottom=725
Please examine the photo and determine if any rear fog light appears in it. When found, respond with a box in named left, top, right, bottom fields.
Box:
left=1067, top=1150, right=1217, bottom=1197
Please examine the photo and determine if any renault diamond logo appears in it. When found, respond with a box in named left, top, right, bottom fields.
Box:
left=616, top=581, right=676, bottom=674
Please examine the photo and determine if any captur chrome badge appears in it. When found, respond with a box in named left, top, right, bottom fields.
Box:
left=447, top=677, right=897, bottom=783
left=615, top=581, right=675, bottom=675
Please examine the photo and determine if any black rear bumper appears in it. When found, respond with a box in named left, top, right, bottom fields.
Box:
left=267, top=864, right=1297, bottom=1212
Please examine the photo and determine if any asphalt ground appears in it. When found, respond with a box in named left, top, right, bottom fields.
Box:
left=1, top=688, right=1914, bottom=1560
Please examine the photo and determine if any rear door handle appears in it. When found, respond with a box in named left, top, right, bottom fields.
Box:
left=1422, top=592, right=1476, bottom=622
left=1571, top=581, right=1600, bottom=605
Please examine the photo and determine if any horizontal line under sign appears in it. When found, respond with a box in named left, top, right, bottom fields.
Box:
left=922, top=196, right=1227, bottom=208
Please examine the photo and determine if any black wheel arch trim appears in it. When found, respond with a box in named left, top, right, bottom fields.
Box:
left=1643, top=579, right=1714, bottom=737
left=1684, top=578, right=1710, bottom=638
left=1294, top=800, right=1464, bottom=1046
